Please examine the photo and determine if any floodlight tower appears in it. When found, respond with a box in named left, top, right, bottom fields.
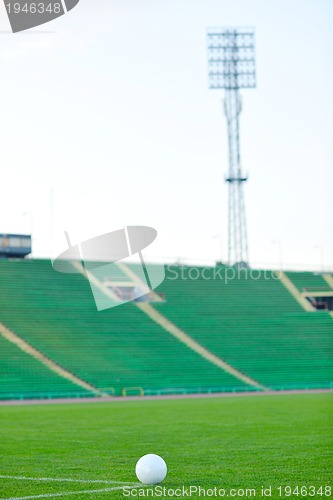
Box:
left=207, top=28, right=256, bottom=266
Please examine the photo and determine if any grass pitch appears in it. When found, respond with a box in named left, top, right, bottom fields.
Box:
left=0, top=393, right=332, bottom=499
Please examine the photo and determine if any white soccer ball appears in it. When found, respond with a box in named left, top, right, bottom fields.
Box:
left=135, top=454, right=167, bottom=485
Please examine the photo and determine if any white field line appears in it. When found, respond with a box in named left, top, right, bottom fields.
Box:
left=0, top=475, right=135, bottom=485
left=2, top=485, right=140, bottom=500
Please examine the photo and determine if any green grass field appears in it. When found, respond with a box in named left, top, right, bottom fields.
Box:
left=0, top=393, right=332, bottom=499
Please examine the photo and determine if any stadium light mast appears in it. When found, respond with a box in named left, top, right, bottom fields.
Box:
left=207, top=27, right=256, bottom=267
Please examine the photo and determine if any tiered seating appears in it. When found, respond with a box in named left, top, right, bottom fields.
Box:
left=153, top=266, right=333, bottom=389
left=286, top=271, right=332, bottom=291
left=0, top=335, right=85, bottom=399
left=0, top=260, right=332, bottom=399
left=0, top=260, right=246, bottom=398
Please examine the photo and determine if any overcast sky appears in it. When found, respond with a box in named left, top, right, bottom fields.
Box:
left=0, top=0, right=332, bottom=270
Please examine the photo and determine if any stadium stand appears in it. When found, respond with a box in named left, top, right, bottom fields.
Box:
left=285, top=271, right=333, bottom=311
left=0, top=260, right=247, bottom=399
left=0, top=334, right=86, bottom=400
left=0, top=260, right=332, bottom=400
left=286, top=271, right=332, bottom=292
left=154, top=266, right=333, bottom=390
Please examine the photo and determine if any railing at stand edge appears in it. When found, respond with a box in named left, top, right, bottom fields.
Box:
left=1, top=382, right=332, bottom=401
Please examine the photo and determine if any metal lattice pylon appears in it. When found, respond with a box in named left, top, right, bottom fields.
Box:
left=207, top=27, right=256, bottom=266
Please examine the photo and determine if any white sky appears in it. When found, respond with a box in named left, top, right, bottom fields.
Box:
left=0, top=0, right=332, bottom=270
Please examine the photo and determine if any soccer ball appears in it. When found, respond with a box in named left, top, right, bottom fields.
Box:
left=135, top=454, right=167, bottom=485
